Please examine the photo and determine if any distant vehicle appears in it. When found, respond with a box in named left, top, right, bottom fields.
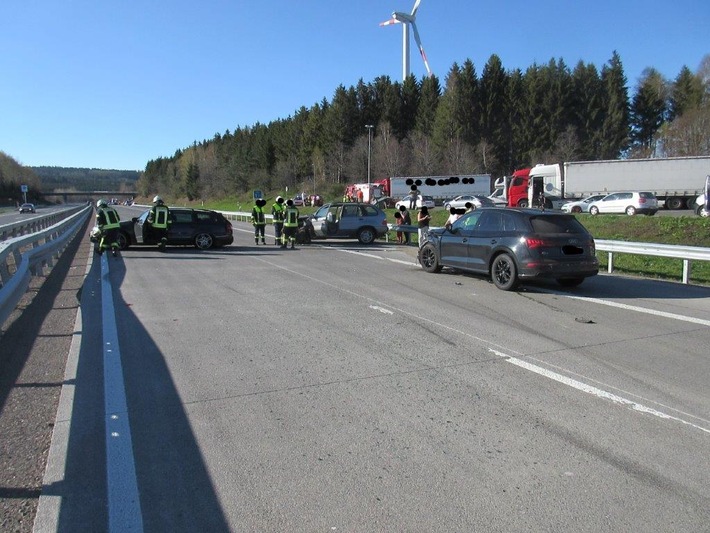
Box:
left=19, top=203, right=35, bottom=213
left=487, top=189, right=507, bottom=207
left=444, top=195, right=497, bottom=210
left=292, top=194, right=306, bottom=207
left=561, top=194, right=607, bottom=213
left=522, top=157, right=709, bottom=210
left=309, top=202, right=388, bottom=244
left=108, top=208, right=234, bottom=250
left=694, top=194, right=709, bottom=216
left=307, top=194, right=323, bottom=207
left=588, top=192, right=658, bottom=216
left=373, top=174, right=491, bottom=203
left=418, top=208, right=598, bottom=291
left=394, top=195, right=435, bottom=210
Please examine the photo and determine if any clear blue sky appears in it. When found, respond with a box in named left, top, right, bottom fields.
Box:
left=1, top=0, right=707, bottom=171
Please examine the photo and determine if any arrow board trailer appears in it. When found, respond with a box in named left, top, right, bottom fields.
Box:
left=387, top=175, right=491, bottom=204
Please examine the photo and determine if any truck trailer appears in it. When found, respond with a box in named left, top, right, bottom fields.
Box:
left=375, top=175, right=491, bottom=204
left=528, top=157, right=710, bottom=210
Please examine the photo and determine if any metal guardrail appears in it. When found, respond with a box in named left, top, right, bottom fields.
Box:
left=0, top=205, right=86, bottom=241
left=595, top=240, right=710, bottom=284
left=0, top=206, right=92, bottom=327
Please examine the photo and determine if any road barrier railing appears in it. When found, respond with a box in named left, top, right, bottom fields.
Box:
left=0, top=205, right=86, bottom=241
left=594, top=240, right=710, bottom=284
left=0, top=206, right=92, bottom=327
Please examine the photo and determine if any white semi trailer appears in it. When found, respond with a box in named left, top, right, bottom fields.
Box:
left=528, top=156, right=710, bottom=209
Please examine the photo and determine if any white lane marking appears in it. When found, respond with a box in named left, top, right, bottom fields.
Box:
left=490, top=348, right=710, bottom=435
left=561, top=293, right=710, bottom=327
left=248, top=254, right=710, bottom=436
left=101, top=255, right=144, bottom=532
left=370, top=305, right=394, bottom=315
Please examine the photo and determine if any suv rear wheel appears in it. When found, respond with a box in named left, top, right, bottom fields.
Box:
left=357, top=227, right=376, bottom=244
left=195, top=233, right=214, bottom=249
left=491, top=253, right=519, bottom=291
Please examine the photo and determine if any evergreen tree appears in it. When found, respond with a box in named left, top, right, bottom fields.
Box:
left=630, top=68, right=668, bottom=154
left=457, top=59, right=481, bottom=147
left=571, top=61, right=603, bottom=160
left=669, top=65, right=704, bottom=121
left=415, top=74, right=441, bottom=136
left=479, top=54, right=509, bottom=174
left=599, top=51, right=630, bottom=159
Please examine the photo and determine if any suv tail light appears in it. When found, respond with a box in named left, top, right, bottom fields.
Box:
left=226, top=221, right=233, bottom=234
left=525, top=237, right=551, bottom=249
left=639, top=198, right=647, bottom=204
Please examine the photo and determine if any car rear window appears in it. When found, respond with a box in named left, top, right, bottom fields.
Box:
left=639, top=192, right=656, bottom=199
left=172, top=211, right=194, bottom=224
left=530, top=215, right=588, bottom=234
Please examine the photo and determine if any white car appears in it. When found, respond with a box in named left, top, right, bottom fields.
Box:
left=487, top=189, right=508, bottom=207
left=588, top=192, right=658, bottom=216
left=395, top=195, right=435, bottom=210
left=444, top=195, right=497, bottom=210
left=561, top=194, right=607, bottom=214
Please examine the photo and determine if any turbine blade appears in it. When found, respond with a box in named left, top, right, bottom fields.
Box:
left=411, top=22, right=432, bottom=76
left=379, top=18, right=401, bottom=26
left=411, top=0, right=422, bottom=17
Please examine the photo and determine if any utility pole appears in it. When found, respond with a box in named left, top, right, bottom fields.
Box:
left=365, top=124, right=374, bottom=187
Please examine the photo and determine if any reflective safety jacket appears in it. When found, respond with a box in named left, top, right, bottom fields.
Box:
left=284, top=207, right=299, bottom=227
left=96, top=206, right=120, bottom=230
left=271, top=202, right=284, bottom=222
left=149, top=204, right=170, bottom=229
left=251, top=205, right=266, bottom=225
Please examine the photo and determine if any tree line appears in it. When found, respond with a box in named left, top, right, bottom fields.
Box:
left=137, top=51, right=710, bottom=201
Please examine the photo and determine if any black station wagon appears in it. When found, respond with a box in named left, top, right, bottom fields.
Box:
left=117, top=208, right=234, bottom=250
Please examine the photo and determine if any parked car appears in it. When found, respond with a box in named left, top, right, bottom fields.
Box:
left=588, top=192, right=658, bottom=216
left=418, top=208, right=598, bottom=291
left=309, top=202, right=388, bottom=244
left=444, top=195, right=497, bottom=210
left=394, top=195, right=435, bottom=210
left=292, top=194, right=306, bottom=207
left=110, top=207, right=234, bottom=250
left=307, top=194, right=323, bottom=207
left=19, top=203, right=36, bottom=213
left=561, top=194, right=607, bottom=214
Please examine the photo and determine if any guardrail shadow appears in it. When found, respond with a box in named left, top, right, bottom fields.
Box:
left=53, top=255, right=230, bottom=531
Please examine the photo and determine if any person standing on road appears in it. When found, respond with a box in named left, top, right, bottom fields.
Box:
left=95, top=199, right=121, bottom=257
left=148, top=195, right=170, bottom=250
left=251, top=198, right=267, bottom=245
left=271, top=196, right=285, bottom=245
left=399, top=205, right=412, bottom=245
left=417, top=206, right=431, bottom=247
left=281, top=199, right=299, bottom=249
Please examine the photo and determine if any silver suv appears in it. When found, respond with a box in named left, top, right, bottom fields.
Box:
left=309, top=202, right=389, bottom=244
left=588, top=192, right=658, bottom=216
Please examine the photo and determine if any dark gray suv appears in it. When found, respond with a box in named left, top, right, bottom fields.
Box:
left=419, top=208, right=599, bottom=290
left=309, top=202, right=389, bottom=244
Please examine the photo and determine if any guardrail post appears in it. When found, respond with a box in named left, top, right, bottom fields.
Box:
left=682, top=260, right=691, bottom=284
left=607, top=252, right=614, bottom=274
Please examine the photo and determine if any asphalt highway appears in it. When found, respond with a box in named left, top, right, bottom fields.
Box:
left=2, top=209, right=709, bottom=531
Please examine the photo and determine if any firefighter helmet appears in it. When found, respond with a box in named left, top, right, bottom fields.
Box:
left=96, top=199, right=107, bottom=208
left=153, top=195, right=163, bottom=204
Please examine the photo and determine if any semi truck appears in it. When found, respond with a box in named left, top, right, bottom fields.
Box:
left=495, top=157, right=710, bottom=210
left=373, top=175, right=491, bottom=204
left=531, top=157, right=710, bottom=210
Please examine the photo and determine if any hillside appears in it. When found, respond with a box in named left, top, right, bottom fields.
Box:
left=32, top=166, right=140, bottom=191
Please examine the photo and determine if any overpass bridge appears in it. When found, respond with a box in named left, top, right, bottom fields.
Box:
left=41, top=191, right=138, bottom=203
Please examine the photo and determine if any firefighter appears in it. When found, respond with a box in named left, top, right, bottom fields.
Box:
left=95, top=198, right=121, bottom=257
left=271, top=196, right=285, bottom=245
left=281, top=199, right=299, bottom=249
left=251, top=198, right=267, bottom=245
left=148, top=195, right=170, bottom=250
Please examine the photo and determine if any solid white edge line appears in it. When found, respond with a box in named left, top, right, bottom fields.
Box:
left=490, top=348, right=710, bottom=435
left=101, top=254, right=144, bottom=532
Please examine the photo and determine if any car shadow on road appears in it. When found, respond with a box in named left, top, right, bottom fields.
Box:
left=53, top=256, right=231, bottom=532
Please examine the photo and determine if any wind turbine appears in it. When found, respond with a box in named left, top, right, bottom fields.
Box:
left=380, top=0, right=432, bottom=81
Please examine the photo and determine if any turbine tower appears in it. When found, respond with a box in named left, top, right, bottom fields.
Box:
left=380, top=0, right=432, bottom=81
